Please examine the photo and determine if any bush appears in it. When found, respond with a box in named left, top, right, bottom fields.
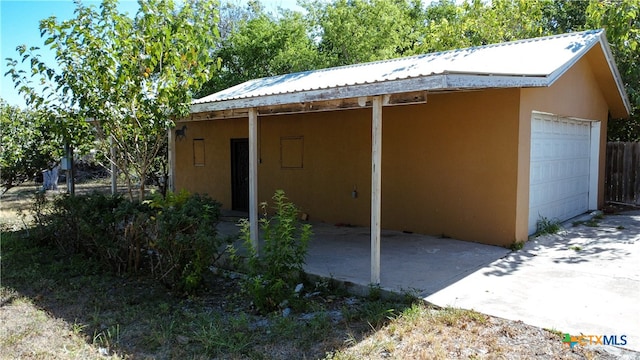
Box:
left=29, top=190, right=228, bottom=293
left=238, top=190, right=312, bottom=313
left=146, top=191, right=225, bottom=292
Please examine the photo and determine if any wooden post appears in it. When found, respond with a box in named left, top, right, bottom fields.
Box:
left=167, top=127, right=176, bottom=193
left=64, top=143, right=75, bottom=195
left=371, top=96, right=382, bottom=284
left=249, top=108, right=259, bottom=252
left=110, top=135, right=117, bottom=195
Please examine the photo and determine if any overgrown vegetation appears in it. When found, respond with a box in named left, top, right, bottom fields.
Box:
left=236, top=190, right=312, bottom=313
left=27, top=190, right=228, bottom=293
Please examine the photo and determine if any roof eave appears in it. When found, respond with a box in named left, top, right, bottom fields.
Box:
left=190, top=74, right=550, bottom=114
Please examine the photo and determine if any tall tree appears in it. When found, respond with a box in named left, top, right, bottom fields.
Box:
left=6, top=0, right=220, bottom=200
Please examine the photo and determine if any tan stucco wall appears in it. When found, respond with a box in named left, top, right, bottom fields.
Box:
left=518, top=54, right=610, bottom=241
left=173, top=118, right=248, bottom=207
left=382, top=90, right=521, bottom=245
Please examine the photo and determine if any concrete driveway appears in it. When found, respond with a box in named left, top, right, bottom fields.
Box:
left=425, top=210, right=640, bottom=353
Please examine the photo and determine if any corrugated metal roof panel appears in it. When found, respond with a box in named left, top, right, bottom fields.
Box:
left=192, top=30, right=611, bottom=109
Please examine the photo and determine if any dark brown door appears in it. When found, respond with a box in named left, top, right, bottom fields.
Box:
left=231, top=138, right=249, bottom=212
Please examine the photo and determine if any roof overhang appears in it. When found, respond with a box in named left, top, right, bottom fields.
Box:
left=190, top=29, right=631, bottom=120
left=190, top=73, right=552, bottom=119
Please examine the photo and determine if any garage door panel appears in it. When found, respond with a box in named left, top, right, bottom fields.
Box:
left=529, top=113, right=592, bottom=234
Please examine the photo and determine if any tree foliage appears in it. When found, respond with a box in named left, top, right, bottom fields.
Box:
left=6, top=0, right=220, bottom=200
left=0, top=100, right=60, bottom=194
left=198, top=2, right=321, bottom=97
left=307, top=0, right=424, bottom=66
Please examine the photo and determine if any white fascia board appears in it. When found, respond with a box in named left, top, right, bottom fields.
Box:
left=190, top=76, right=448, bottom=114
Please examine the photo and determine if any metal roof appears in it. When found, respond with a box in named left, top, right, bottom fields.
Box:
left=192, top=29, right=630, bottom=116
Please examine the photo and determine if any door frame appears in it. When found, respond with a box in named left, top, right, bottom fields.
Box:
left=230, top=138, right=249, bottom=212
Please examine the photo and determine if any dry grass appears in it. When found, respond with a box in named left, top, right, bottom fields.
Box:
left=326, top=304, right=621, bottom=360
left=0, top=182, right=635, bottom=359
left=0, top=288, right=121, bottom=359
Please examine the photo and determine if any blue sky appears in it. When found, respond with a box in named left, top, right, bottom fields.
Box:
left=0, top=0, right=302, bottom=108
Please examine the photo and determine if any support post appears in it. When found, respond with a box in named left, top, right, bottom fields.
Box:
left=64, top=143, right=75, bottom=195
left=249, top=108, right=259, bottom=252
left=167, top=127, right=176, bottom=193
left=371, top=96, right=382, bottom=284
left=110, top=135, right=117, bottom=195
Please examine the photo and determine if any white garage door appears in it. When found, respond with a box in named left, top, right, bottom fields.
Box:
left=529, top=112, right=596, bottom=234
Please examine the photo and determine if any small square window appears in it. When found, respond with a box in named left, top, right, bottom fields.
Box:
left=280, top=136, right=303, bottom=169
left=193, top=139, right=205, bottom=166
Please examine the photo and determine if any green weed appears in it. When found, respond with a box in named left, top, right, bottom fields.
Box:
left=536, top=216, right=562, bottom=235
left=509, top=241, right=525, bottom=251
left=237, top=190, right=312, bottom=314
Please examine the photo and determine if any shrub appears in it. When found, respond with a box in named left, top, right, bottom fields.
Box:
left=238, top=190, right=312, bottom=313
left=146, top=190, right=225, bottom=293
left=29, top=190, right=227, bottom=293
left=32, top=192, right=136, bottom=266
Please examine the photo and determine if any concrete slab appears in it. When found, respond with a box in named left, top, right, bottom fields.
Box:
left=425, top=210, right=640, bottom=353
left=303, top=223, right=510, bottom=296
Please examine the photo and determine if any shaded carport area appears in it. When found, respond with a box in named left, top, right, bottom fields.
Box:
left=216, top=215, right=511, bottom=297
left=302, top=223, right=510, bottom=296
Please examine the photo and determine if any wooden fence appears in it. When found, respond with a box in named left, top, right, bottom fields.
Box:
left=605, top=142, right=640, bottom=205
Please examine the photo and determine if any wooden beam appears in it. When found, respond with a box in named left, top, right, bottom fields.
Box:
left=248, top=108, right=259, bottom=252
left=371, top=95, right=382, bottom=285
left=187, top=91, right=431, bottom=121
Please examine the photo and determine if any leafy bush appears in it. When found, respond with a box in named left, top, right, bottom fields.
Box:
left=146, top=191, right=225, bottom=292
left=238, top=190, right=312, bottom=313
left=29, top=190, right=227, bottom=293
